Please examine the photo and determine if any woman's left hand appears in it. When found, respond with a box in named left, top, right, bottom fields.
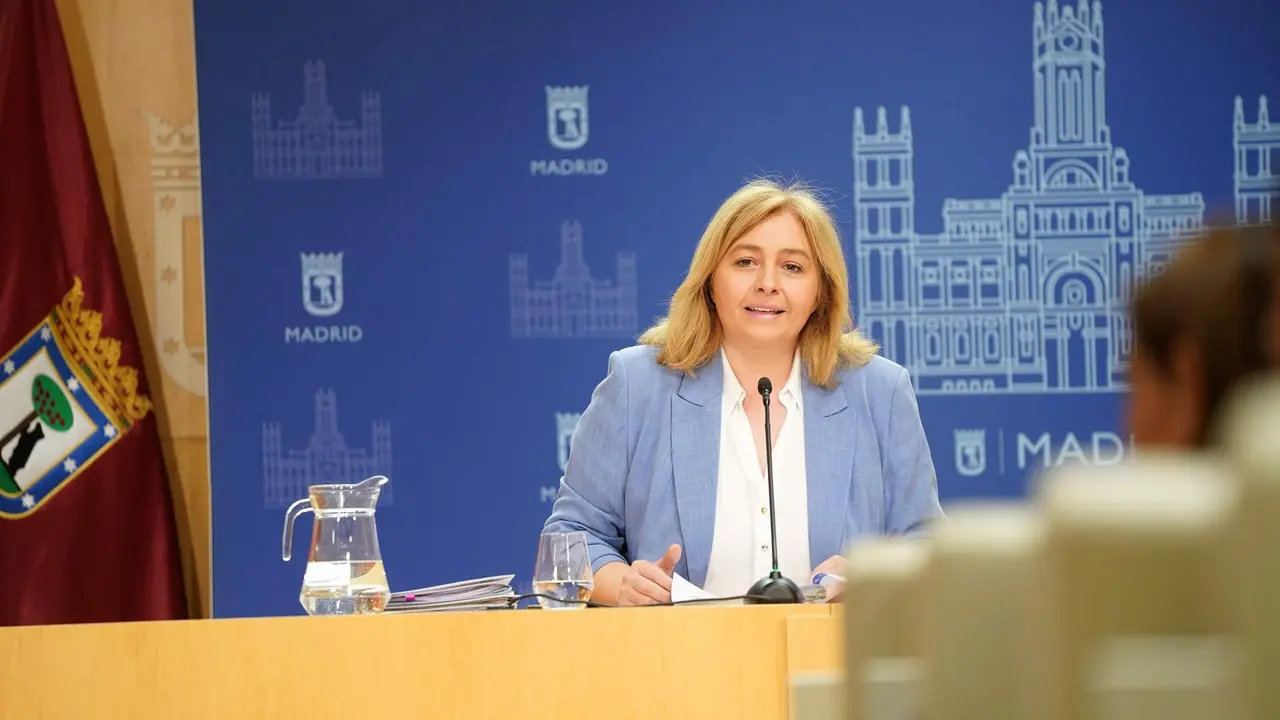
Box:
left=810, top=555, right=846, bottom=603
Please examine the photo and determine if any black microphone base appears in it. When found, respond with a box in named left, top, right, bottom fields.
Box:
left=745, top=574, right=804, bottom=604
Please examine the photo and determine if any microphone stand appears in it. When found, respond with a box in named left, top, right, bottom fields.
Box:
left=746, top=377, right=804, bottom=604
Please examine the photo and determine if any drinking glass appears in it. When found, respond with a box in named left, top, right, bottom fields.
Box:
left=533, top=531, right=594, bottom=610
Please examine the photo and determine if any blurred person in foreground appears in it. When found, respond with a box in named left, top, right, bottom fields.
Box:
left=1128, top=220, right=1278, bottom=449
left=1270, top=223, right=1280, bottom=366
left=542, top=179, right=943, bottom=606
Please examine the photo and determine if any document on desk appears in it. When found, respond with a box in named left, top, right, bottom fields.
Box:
left=671, top=574, right=828, bottom=605
left=671, top=573, right=714, bottom=602
left=384, top=574, right=518, bottom=613
left=670, top=574, right=744, bottom=606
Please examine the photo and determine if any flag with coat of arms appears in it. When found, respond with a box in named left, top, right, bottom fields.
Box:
left=0, top=0, right=188, bottom=625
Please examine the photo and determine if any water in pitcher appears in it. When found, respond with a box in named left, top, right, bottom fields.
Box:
left=300, top=559, right=391, bottom=615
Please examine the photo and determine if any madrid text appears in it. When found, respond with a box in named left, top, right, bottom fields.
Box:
left=530, top=158, right=608, bottom=177
left=285, top=325, right=364, bottom=344
left=1016, top=431, right=1132, bottom=469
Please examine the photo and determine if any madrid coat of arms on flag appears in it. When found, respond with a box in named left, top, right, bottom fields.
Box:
left=0, top=278, right=152, bottom=518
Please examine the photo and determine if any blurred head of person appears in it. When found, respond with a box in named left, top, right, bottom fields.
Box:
left=639, top=178, right=877, bottom=387
left=1128, top=221, right=1277, bottom=449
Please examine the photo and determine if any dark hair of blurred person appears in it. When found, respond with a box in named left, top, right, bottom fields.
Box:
left=1128, top=221, right=1277, bottom=449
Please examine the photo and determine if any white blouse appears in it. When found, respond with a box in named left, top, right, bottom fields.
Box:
left=701, top=350, right=812, bottom=597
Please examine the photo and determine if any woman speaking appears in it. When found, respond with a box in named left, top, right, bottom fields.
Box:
left=542, top=179, right=944, bottom=606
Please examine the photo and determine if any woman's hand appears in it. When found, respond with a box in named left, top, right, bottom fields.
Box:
left=810, top=555, right=846, bottom=603
left=617, top=544, right=682, bottom=606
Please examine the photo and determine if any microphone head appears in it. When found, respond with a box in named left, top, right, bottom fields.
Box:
left=757, top=377, right=772, bottom=396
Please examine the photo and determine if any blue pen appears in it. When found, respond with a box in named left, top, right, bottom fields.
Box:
left=812, top=572, right=845, bottom=586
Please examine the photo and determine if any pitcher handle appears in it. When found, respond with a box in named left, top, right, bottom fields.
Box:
left=282, top=497, right=314, bottom=561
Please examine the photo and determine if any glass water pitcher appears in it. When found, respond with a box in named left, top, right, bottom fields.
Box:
left=281, top=474, right=392, bottom=615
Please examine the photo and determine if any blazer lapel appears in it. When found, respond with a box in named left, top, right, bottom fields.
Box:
left=670, top=360, right=722, bottom=588
left=803, top=377, right=853, bottom=567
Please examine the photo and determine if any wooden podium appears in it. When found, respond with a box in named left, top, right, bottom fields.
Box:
left=0, top=604, right=841, bottom=719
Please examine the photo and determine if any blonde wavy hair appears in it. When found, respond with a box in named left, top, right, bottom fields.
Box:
left=638, top=178, right=879, bottom=389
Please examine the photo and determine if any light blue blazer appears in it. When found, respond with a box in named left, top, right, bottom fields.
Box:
left=542, top=344, right=944, bottom=588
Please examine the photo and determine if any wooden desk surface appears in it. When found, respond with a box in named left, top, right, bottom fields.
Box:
left=0, top=604, right=842, bottom=719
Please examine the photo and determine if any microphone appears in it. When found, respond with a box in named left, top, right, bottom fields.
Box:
left=746, top=377, right=804, bottom=604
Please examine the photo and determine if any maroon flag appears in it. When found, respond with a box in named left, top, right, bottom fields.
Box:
left=0, top=0, right=188, bottom=624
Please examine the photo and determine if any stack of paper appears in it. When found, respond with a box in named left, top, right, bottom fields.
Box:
left=383, top=574, right=517, bottom=614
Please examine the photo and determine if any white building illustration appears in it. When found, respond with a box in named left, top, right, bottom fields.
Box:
left=1235, top=95, right=1279, bottom=226
left=853, top=0, right=1271, bottom=395
left=251, top=61, right=382, bottom=180
left=262, top=389, right=392, bottom=508
left=509, top=221, right=638, bottom=338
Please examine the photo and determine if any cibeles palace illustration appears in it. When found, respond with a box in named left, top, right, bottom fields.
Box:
left=509, top=220, right=639, bottom=339
left=251, top=61, right=382, bottom=180
left=262, top=389, right=393, bottom=509
left=853, top=0, right=1278, bottom=395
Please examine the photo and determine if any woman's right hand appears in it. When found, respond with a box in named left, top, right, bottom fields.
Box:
left=617, top=544, right=682, bottom=606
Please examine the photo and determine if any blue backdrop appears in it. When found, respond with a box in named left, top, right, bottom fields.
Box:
left=192, top=0, right=1280, bottom=618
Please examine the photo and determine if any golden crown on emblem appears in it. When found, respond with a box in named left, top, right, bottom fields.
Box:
left=50, top=277, right=153, bottom=430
